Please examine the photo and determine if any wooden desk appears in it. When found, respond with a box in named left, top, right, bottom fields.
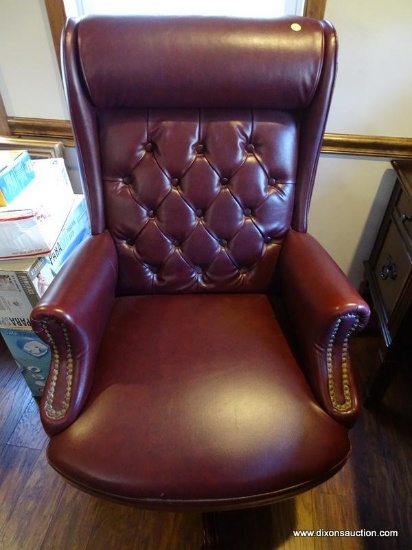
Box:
left=362, top=160, right=412, bottom=406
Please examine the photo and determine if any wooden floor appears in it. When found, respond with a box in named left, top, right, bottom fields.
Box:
left=0, top=331, right=410, bottom=550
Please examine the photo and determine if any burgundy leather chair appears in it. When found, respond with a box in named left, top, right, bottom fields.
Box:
left=31, top=14, right=370, bottom=546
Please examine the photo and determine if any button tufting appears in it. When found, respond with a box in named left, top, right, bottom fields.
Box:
left=125, top=237, right=135, bottom=246
left=195, top=266, right=203, bottom=274
left=221, top=177, right=229, bottom=186
left=145, top=142, right=154, bottom=152
left=195, top=209, right=203, bottom=218
left=246, top=143, right=255, bottom=153
left=269, top=177, right=276, bottom=186
left=244, top=208, right=252, bottom=216
left=219, top=239, right=228, bottom=247
left=147, top=210, right=155, bottom=218
left=264, top=236, right=272, bottom=243
left=195, top=144, right=205, bottom=154
left=240, top=267, right=249, bottom=274
left=151, top=266, right=159, bottom=274
left=123, top=175, right=133, bottom=185
left=171, top=178, right=179, bottom=187
left=173, top=239, right=180, bottom=247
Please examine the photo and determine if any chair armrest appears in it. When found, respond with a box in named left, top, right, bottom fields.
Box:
left=30, top=231, right=118, bottom=435
left=278, top=230, right=370, bottom=427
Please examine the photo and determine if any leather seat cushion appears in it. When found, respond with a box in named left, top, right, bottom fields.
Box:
left=47, top=294, right=350, bottom=510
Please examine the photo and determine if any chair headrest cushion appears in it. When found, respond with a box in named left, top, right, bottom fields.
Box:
left=76, top=15, right=329, bottom=109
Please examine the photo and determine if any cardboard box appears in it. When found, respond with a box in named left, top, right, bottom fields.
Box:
left=0, top=195, right=90, bottom=329
left=46, top=194, right=91, bottom=276
left=0, top=150, right=35, bottom=206
left=0, top=327, right=50, bottom=397
left=0, top=157, right=75, bottom=258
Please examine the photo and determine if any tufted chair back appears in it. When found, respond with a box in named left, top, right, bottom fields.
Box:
left=64, top=15, right=337, bottom=295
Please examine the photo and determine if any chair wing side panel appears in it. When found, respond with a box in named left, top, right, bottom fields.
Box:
left=278, top=231, right=370, bottom=426
left=293, top=19, right=338, bottom=232
left=61, top=18, right=106, bottom=234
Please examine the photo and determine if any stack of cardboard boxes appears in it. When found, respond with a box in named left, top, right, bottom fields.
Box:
left=0, top=150, right=91, bottom=396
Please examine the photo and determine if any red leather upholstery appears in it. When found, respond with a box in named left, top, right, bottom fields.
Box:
left=47, top=294, right=350, bottom=509
left=31, top=15, right=370, bottom=512
left=101, top=108, right=296, bottom=294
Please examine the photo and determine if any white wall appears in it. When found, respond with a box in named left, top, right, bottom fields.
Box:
left=308, top=0, right=412, bottom=286
left=323, top=0, right=412, bottom=137
left=0, top=0, right=68, bottom=119
left=0, top=0, right=411, bottom=286
left=72, top=0, right=302, bottom=17
left=309, top=155, right=396, bottom=285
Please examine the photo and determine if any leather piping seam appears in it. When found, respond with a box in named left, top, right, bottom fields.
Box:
left=326, top=314, right=359, bottom=412
left=41, top=318, right=74, bottom=420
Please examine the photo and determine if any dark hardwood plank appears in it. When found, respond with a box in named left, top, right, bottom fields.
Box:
left=0, top=368, right=32, bottom=448
left=312, top=460, right=357, bottom=499
left=0, top=445, right=42, bottom=533
left=0, top=448, right=66, bottom=550
left=0, top=342, right=16, bottom=387
left=40, top=485, right=100, bottom=550
left=350, top=336, right=409, bottom=550
left=216, top=493, right=315, bottom=550
left=7, top=398, right=48, bottom=450
left=270, top=492, right=315, bottom=550
left=312, top=493, right=361, bottom=550
left=85, top=503, right=203, bottom=550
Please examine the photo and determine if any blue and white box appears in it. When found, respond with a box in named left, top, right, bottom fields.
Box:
left=0, top=328, right=50, bottom=397
left=0, top=150, right=35, bottom=206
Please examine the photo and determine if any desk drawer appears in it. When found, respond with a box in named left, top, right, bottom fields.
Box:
left=375, top=219, right=412, bottom=318
left=395, top=189, right=412, bottom=244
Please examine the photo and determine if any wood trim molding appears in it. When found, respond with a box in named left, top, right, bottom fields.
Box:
left=5, top=117, right=412, bottom=159
left=0, top=94, right=11, bottom=136
left=322, top=133, right=412, bottom=159
left=7, top=117, right=73, bottom=144
left=45, top=0, right=66, bottom=72
left=304, top=0, right=327, bottom=19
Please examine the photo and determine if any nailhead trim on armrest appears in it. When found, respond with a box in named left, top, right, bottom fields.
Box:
left=326, top=314, right=359, bottom=413
left=41, top=318, right=74, bottom=420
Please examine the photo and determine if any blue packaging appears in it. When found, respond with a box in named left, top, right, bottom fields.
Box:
left=1, top=328, right=50, bottom=397
left=0, top=150, right=35, bottom=206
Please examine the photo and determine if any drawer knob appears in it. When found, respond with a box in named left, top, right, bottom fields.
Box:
left=380, top=256, right=397, bottom=281
left=400, top=213, right=412, bottom=223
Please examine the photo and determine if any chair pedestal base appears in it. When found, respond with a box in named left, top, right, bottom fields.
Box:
left=202, top=512, right=219, bottom=549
